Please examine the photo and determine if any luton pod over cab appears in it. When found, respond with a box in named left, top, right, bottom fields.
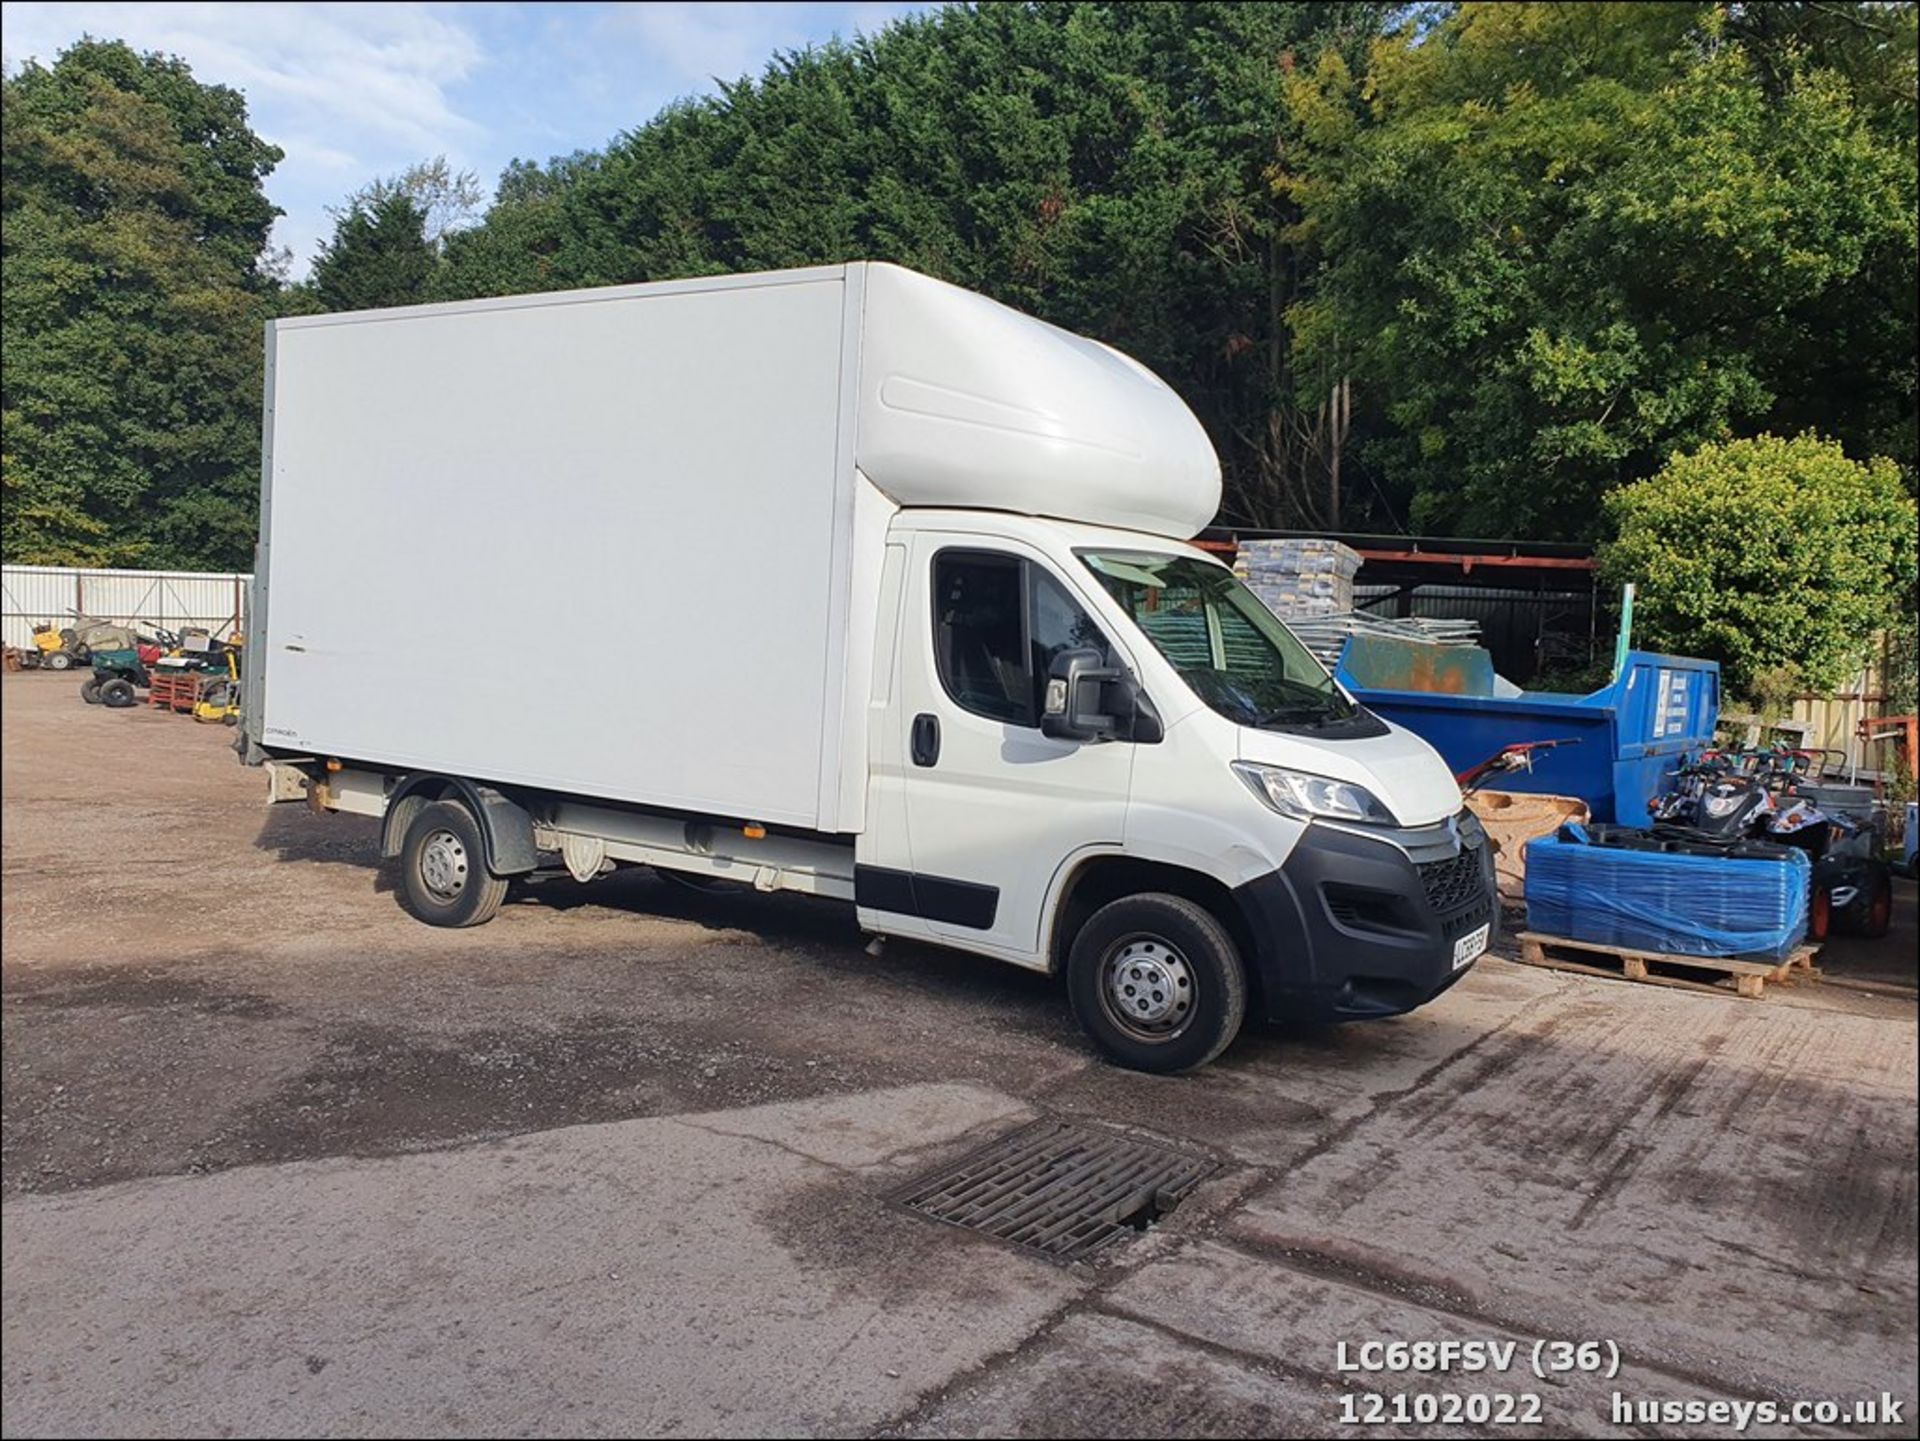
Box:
left=244, top=262, right=1495, bottom=1072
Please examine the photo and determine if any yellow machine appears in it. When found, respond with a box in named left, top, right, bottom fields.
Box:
left=192, top=648, right=243, bottom=725
left=29, top=625, right=75, bottom=669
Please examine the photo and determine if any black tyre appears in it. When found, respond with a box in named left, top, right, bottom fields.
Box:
left=1066, top=893, right=1247, bottom=1073
left=46, top=651, right=73, bottom=671
left=1836, top=864, right=1894, bottom=940
left=80, top=677, right=103, bottom=704
left=100, top=678, right=137, bottom=708
left=1807, top=884, right=1831, bottom=943
left=400, top=799, right=509, bottom=928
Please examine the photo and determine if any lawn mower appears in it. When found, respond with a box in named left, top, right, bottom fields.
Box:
left=25, top=615, right=137, bottom=671
left=76, top=625, right=150, bottom=707
left=84, top=621, right=241, bottom=713
left=191, top=648, right=243, bottom=725
left=26, top=624, right=75, bottom=670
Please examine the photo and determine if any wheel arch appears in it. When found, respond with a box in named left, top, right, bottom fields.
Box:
left=1047, top=854, right=1264, bottom=1015
left=380, top=774, right=539, bottom=875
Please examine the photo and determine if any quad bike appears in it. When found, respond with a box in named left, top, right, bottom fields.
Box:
left=1645, top=753, right=1891, bottom=940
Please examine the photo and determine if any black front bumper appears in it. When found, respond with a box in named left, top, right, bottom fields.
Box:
left=1232, top=814, right=1497, bottom=1022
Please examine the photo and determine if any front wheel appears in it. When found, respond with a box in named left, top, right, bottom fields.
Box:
left=46, top=651, right=73, bottom=671
left=100, top=678, right=137, bottom=708
left=400, top=799, right=509, bottom=928
left=80, top=677, right=103, bottom=704
left=1066, top=893, right=1247, bottom=1073
left=1807, top=884, right=1831, bottom=942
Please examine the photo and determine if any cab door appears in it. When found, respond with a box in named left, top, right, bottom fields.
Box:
left=866, top=535, right=1135, bottom=962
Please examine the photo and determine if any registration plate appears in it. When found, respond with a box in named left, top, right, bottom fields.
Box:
left=1452, top=922, right=1490, bottom=971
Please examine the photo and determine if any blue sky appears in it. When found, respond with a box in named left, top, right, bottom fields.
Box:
left=1, top=2, right=937, bottom=275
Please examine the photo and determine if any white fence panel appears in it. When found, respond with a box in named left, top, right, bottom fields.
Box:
left=1, top=566, right=250, bottom=649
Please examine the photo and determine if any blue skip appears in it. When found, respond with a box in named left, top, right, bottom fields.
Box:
left=1336, top=644, right=1720, bottom=824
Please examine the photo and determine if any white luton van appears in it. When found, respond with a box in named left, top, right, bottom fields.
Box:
left=244, top=261, right=1494, bottom=1072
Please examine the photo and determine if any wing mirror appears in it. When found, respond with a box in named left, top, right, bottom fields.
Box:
left=1041, top=648, right=1162, bottom=744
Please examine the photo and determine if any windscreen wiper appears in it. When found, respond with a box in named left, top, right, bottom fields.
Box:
left=1256, top=702, right=1357, bottom=729
left=1253, top=704, right=1327, bottom=727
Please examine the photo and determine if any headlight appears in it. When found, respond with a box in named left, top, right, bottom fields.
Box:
left=1231, top=761, right=1398, bottom=825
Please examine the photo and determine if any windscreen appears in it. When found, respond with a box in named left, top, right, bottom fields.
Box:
left=1079, top=550, right=1361, bottom=731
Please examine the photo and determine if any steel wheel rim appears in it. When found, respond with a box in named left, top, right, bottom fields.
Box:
left=419, top=828, right=470, bottom=900
left=1099, top=933, right=1197, bottom=1043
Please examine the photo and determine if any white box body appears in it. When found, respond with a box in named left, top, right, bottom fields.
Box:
left=253, top=262, right=1219, bottom=833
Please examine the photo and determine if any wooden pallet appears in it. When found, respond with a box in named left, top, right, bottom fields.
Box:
left=147, top=670, right=209, bottom=713
left=1514, top=931, right=1819, bottom=1001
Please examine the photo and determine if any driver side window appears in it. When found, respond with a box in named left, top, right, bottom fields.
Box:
left=933, top=550, right=1111, bottom=727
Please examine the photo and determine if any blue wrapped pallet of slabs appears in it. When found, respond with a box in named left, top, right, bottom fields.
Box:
left=1524, top=833, right=1809, bottom=961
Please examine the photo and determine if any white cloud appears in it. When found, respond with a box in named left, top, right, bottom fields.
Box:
left=595, top=2, right=923, bottom=91
left=1, top=1, right=488, bottom=270
left=0, top=2, right=937, bottom=274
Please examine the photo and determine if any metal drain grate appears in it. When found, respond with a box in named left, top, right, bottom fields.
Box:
left=896, top=1119, right=1216, bottom=1261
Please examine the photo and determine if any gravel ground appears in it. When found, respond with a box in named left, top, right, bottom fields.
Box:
left=4, top=669, right=1915, bottom=1437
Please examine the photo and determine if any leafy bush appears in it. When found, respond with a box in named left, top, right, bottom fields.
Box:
left=1599, top=433, right=1917, bottom=700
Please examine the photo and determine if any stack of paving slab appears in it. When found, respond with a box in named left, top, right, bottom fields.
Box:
left=1286, top=611, right=1483, bottom=670
left=1234, top=538, right=1362, bottom=619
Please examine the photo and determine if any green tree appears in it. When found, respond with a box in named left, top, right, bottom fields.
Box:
left=1599, top=433, right=1917, bottom=697
left=309, top=189, right=434, bottom=312
left=2, top=38, right=283, bottom=569
left=1292, top=1, right=1917, bottom=538
left=340, top=155, right=484, bottom=250
left=429, top=152, right=597, bottom=302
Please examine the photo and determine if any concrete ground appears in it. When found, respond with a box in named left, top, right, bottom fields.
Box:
left=3, top=670, right=1915, bottom=1438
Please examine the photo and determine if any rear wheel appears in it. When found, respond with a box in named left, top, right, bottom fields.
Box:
left=1066, top=893, right=1247, bottom=1073
left=80, top=677, right=103, bottom=704
left=46, top=651, right=73, bottom=671
left=1836, top=865, right=1894, bottom=940
left=100, top=678, right=136, bottom=708
left=400, top=799, right=508, bottom=928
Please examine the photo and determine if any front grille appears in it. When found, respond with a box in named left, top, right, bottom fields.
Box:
left=1418, top=845, right=1485, bottom=915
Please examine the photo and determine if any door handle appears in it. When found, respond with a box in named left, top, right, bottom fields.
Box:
left=911, top=713, right=940, bottom=767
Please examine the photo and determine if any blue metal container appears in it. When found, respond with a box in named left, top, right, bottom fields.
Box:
left=1335, top=648, right=1720, bottom=823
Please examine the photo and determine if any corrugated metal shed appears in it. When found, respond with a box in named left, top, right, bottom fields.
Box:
left=2, top=566, right=250, bottom=649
